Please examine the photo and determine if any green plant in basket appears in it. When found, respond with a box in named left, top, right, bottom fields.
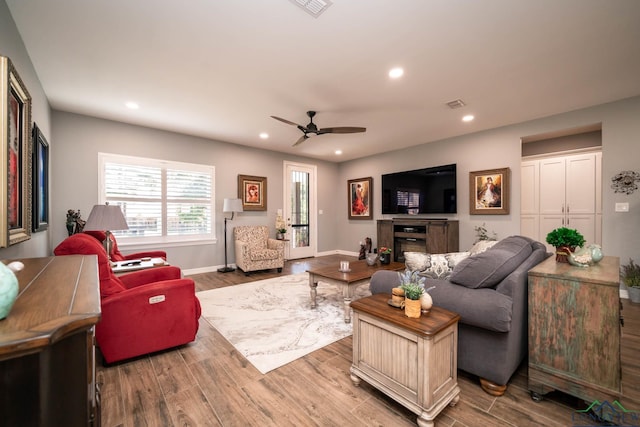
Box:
left=398, top=270, right=425, bottom=300
left=545, top=227, right=586, bottom=249
left=621, top=259, right=640, bottom=288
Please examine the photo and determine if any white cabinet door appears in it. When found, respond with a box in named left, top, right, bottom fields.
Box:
left=567, top=214, right=596, bottom=246
left=520, top=215, right=539, bottom=241
left=539, top=157, right=566, bottom=215
left=566, top=154, right=596, bottom=215
left=521, top=161, right=539, bottom=215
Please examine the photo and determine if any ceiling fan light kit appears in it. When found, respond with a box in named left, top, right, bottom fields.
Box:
left=271, top=111, right=366, bottom=146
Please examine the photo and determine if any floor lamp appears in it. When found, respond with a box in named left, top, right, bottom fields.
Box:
left=218, top=198, right=243, bottom=273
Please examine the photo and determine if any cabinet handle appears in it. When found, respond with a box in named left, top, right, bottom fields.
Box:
left=406, top=238, right=417, bottom=241
left=562, top=204, right=564, bottom=213
left=567, top=205, right=570, bottom=213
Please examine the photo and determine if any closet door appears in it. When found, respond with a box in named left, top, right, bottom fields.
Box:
left=520, top=161, right=539, bottom=240
left=565, top=154, right=596, bottom=215
left=539, top=158, right=566, bottom=215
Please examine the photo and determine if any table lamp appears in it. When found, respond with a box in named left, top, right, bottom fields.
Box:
left=218, top=198, right=243, bottom=273
left=84, top=202, right=129, bottom=261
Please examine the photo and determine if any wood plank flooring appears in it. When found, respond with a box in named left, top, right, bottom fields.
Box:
left=97, top=254, right=640, bottom=426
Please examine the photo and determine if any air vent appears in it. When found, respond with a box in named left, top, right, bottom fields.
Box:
left=446, top=99, right=466, bottom=109
left=290, top=0, right=332, bottom=17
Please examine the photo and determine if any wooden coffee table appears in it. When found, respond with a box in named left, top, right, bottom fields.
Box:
left=307, top=259, right=404, bottom=323
left=350, top=294, right=461, bottom=427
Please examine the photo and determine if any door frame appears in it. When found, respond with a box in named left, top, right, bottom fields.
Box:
left=283, top=161, right=317, bottom=259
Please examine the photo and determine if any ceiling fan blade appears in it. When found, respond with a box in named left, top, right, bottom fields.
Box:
left=292, top=134, right=309, bottom=146
left=318, top=126, right=366, bottom=134
left=271, top=115, right=302, bottom=127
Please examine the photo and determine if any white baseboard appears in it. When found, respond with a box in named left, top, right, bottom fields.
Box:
left=184, top=264, right=236, bottom=276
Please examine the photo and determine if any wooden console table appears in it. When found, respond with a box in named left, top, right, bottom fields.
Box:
left=0, top=255, right=101, bottom=426
left=377, top=219, right=459, bottom=262
left=350, top=294, right=460, bottom=427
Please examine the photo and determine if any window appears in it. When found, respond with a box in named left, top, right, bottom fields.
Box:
left=396, top=190, right=420, bottom=215
left=98, top=153, right=215, bottom=244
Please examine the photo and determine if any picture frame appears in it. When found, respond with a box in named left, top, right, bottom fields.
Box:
left=1, top=56, right=32, bottom=247
left=238, top=174, right=267, bottom=211
left=32, top=123, right=49, bottom=232
left=469, top=167, right=510, bottom=215
left=347, top=177, right=373, bottom=220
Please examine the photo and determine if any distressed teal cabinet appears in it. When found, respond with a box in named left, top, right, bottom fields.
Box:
left=527, top=255, right=621, bottom=402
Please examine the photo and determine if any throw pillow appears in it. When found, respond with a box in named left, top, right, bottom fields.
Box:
left=404, top=251, right=471, bottom=279
left=450, top=236, right=533, bottom=289
left=469, top=239, right=498, bottom=255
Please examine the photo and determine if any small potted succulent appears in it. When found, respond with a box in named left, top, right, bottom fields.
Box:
left=621, top=259, right=640, bottom=303
left=545, top=227, right=586, bottom=263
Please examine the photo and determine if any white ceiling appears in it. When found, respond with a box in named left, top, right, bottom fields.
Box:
left=7, top=0, right=640, bottom=162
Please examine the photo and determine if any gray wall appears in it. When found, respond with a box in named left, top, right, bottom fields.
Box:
left=51, top=111, right=340, bottom=271
left=337, top=96, right=640, bottom=260
left=0, top=0, right=52, bottom=260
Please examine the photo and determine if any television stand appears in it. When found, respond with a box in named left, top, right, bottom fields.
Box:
left=377, top=219, right=459, bottom=262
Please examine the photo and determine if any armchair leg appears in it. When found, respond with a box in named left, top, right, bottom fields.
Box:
left=277, top=268, right=282, bottom=273
left=479, top=378, right=507, bottom=396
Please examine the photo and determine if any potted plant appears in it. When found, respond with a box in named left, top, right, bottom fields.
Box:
left=275, top=213, right=287, bottom=240
left=379, top=246, right=392, bottom=265
left=398, top=270, right=435, bottom=318
left=545, top=227, right=586, bottom=263
left=621, top=259, right=640, bottom=303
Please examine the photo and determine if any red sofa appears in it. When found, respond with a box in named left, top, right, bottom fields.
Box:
left=54, top=233, right=201, bottom=363
left=84, top=230, right=167, bottom=261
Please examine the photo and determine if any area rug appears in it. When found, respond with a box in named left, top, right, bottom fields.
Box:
left=197, top=272, right=371, bottom=374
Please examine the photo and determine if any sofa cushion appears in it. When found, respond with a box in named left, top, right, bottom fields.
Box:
left=428, top=278, right=513, bottom=332
left=449, top=236, right=533, bottom=289
left=405, top=251, right=470, bottom=279
left=250, top=248, right=280, bottom=261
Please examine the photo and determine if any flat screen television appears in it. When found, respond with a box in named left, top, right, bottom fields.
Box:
left=381, top=164, right=457, bottom=215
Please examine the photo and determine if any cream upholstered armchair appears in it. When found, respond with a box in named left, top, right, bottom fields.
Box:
left=234, top=225, right=285, bottom=275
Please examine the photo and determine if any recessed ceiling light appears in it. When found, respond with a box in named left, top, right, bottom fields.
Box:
left=462, top=115, right=475, bottom=122
left=335, top=150, right=342, bottom=155
left=125, top=101, right=139, bottom=110
left=389, top=67, right=404, bottom=79
left=259, top=132, right=269, bottom=139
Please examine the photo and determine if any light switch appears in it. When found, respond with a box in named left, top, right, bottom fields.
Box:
left=319, top=209, right=323, bottom=215
left=615, top=202, right=629, bottom=212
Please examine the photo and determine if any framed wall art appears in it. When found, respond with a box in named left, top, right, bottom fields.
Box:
left=1, top=56, right=32, bottom=247
left=469, top=167, right=510, bottom=215
left=347, top=177, right=373, bottom=220
left=238, top=174, right=267, bottom=211
left=32, top=123, right=49, bottom=232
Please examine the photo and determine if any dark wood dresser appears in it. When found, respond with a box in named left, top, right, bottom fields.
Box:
left=0, top=255, right=101, bottom=426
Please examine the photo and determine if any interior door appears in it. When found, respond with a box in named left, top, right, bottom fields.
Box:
left=284, top=161, right=317, bottom=259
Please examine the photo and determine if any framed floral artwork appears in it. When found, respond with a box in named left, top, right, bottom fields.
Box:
left=469, top=167, right=510, bottom=215
left=1, top=56, right=32, bottom=247
left=238, top=174, right=267, bottom=211
left=32, top=123, right=49, bottom=232
left=348, top=177, right=373, bottom=220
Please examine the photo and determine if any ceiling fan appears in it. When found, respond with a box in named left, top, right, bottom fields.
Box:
left=271, top=111, right=366, bottom=146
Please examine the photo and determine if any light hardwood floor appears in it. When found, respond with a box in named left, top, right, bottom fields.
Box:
left=97, top=254, right=640, bottom=427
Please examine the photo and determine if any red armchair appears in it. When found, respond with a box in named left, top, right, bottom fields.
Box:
left=84, top=230, right=167, bottom=262
left=54, top=233, right=201, bottom=363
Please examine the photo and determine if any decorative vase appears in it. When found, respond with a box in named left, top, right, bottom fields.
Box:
left=629, top=287, right=640, bottom=304
left=0, top=261, right=24, bottom=320
left=404, top=298, right=421, bottom=318
left=420, top=292, right=433, bottom=313
left=366, top=253, right=378, bottom=266
left=379, top=253, right=391, bottom=265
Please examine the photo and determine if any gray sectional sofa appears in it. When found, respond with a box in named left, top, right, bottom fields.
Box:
left=369, top=235, right=550, bottom=395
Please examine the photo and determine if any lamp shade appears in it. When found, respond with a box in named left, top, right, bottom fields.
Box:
left=222, top=198, right=243, bottom=213
left=84, top=203, right=129, bottom=231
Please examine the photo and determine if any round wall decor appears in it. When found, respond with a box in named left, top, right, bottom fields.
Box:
left=611, top=170, right=640, bottom=194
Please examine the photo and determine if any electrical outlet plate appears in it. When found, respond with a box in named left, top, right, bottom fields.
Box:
left=615, top=202, right=629, bottom=212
